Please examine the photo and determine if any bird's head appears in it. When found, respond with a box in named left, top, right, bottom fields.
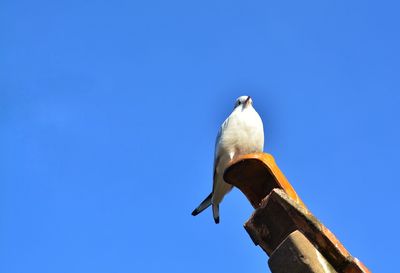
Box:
left=234, top=96, right=253, bottom=109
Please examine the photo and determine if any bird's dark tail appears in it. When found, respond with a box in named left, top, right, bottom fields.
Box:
left=212, top=203, right=220, bottom=224
left=191, top=192, right=212, bottom=216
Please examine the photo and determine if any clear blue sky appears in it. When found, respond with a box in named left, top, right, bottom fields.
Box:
left=1, top=0, right=399, bottom=272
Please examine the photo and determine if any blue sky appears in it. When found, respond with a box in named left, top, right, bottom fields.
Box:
left=1, top=0, right=399, bottom=272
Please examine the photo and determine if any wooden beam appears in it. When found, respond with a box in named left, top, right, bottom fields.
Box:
left=268, top=230, right=337, bottom=273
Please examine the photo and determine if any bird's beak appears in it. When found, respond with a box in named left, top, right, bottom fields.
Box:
left=245, top=96, right=251, bottom=105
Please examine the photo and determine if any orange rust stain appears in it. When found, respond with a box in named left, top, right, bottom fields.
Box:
left=320, top=225, right=350, bottom=258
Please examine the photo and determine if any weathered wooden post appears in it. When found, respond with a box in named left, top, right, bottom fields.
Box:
left=223, top=153, right=370, bottom=273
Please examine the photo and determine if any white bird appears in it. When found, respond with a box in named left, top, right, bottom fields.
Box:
left=192, top=96, right=264, bottom=223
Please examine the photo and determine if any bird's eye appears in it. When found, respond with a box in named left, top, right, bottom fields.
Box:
left=238, top=101, right=241, bottom=105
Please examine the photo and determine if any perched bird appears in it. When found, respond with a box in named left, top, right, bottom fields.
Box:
left=192, top=96, right=264, bottom=223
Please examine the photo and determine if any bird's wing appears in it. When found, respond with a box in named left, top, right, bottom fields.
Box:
left=212, top=117, right=230, bottom=192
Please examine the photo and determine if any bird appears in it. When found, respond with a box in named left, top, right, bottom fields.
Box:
left=192, top=95, right=264, bottom=224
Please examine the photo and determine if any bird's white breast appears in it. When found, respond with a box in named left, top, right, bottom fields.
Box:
left=218, top=107, right=264, bottom=159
